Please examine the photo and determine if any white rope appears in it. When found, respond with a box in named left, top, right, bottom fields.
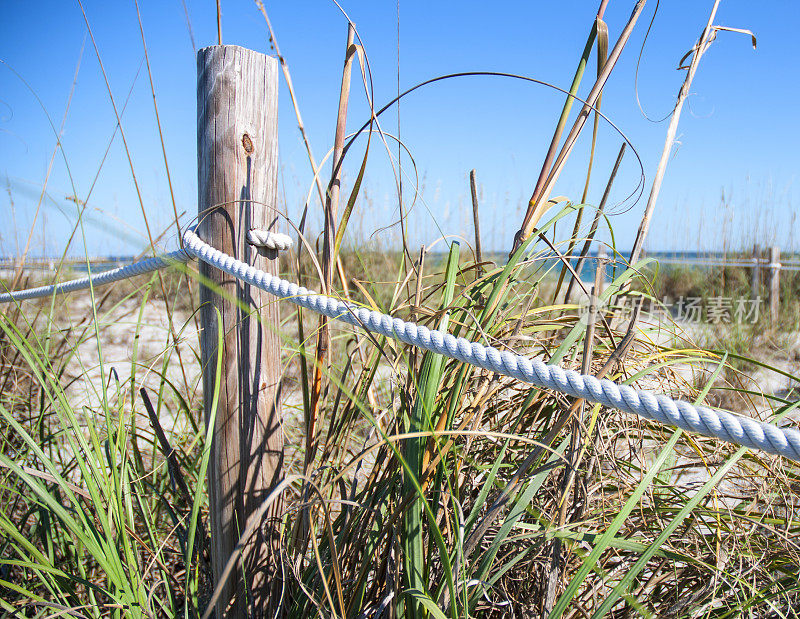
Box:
left=0, top=250, right=190, bottom=304
left=3, top=228, right=799, bottom=462
left=0, top=227, right=293, bottom=305
left=180, top=229, right=800, bottom=463
left=246, top=229, right=293, bottom=251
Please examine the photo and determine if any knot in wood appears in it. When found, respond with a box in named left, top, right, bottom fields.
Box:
left=241, top=133, right=254, bottom=154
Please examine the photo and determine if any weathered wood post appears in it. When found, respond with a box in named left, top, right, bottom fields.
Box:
left=768, top=246, right=781, bottom=325
left=750, top=244, right=760, bottom=300
left=197, top=45, right=283, bottom=616
left=469, top=169, right=483, bottom=276
left=596, top=245, right=607, bottom=297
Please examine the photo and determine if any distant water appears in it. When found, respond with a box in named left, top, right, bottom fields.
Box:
left=482, top=249, right=774, bottom=283
left=0, top=257, right=136, bottom=275
left=3, top=250, right=789, bottom=282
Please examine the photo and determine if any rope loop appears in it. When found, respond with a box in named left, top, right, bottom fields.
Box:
left=246, top=229, right=293, bottom=251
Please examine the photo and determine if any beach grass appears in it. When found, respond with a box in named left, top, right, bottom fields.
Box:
left=1, top=1, right=799, bottom=616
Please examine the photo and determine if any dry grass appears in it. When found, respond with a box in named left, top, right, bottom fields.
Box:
left=1, top=1, right=799, bottom=617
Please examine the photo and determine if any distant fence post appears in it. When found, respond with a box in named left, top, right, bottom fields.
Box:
left=596, top=245, right=607, bottom=297
left=769, top=246, right=781, bottom=325
left=469, top=169, right=483, bottom=276
left=750, top=244, right=760, bottom=300
left=197, top=45, right=283, bottom=617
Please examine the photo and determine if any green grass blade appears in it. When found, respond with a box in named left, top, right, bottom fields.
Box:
left=593, top=399, right=800, bottom=617
left=403, top=241, right=460, bottom=618
left=550, top=353, right=728, bottom=617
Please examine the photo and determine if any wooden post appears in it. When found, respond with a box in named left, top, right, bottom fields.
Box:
left=750, top=244, right=760, bottom=300
left=197, top=45, right=283, bottom=617
left=769, top=246, right=780, bottom=325
left=596, top=245, right=607, bottom=297
left=469, top=169, right=483, bottom=275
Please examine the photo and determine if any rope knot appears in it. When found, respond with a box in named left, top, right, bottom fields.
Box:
left=246, top=229, right=293, bottom=251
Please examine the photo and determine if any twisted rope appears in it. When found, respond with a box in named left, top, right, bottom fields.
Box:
left=3, top=228, right=799, bottom=462
left=0, top=250, right=190, bottom=304
left=0, top=227, right=291, bottom=305
left=181, top=229, right=800, bottom=463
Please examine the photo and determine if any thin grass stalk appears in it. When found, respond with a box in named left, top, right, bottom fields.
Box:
left=215, top=0, right=222, bottom=45
left=0, top=58, right=91, bottom=415
left=549, top=356, right=729, bottom=617
left=515, top=19, right=600, bottom=256
left=513, top=0, right=647, bottom=252
left=133, top=0, right=199, bottom=316
left=530, top=2, right=643, bottom=237
left=254, top=1, right=326, bottom=208
left=37, top=60, right=145, bottom=339
left=407, top=245, right=426, bottom=382
left=544, top=253, right=604, bottom=612
left=254, top=1, right=333, bottom=445
left=580, top=17, right=609, bottom=210
left=78, top=1, right=191, bottom=404
left=306, top=23, right=356, bottom=475
left=328, top=45, right=386, bottom=413
left=565, top=142, right=626, bottom=304
left=132, top=0, right=194, bottom=395
left=403, top=242, right=459, bottom=617
left=628, top=0, right=722, bottom=266
left=10, top=43, right=82, bottom=290
left=552, top=18, right=609, bottom=300
left=77, top=3, right=165, bottom=267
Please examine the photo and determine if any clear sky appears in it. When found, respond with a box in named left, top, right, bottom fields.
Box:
left=1, top=0, right=798, bottom=258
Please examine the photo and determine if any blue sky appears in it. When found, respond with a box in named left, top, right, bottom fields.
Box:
left=1, top=0, right=798, bottom=257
